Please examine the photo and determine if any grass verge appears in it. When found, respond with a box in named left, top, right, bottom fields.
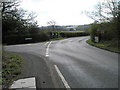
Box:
left=86, top=39, right=120, bottom=53
left=2, top=52, right=24, bottom=88
left=49, top=30, right=85, bottom=33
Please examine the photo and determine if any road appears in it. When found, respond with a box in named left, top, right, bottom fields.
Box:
left=4, top=36, right=118, bottom=89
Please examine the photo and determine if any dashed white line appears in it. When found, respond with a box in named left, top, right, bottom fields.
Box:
left=45, top=42, right=49, bottom=46
left=54, top=65, right=71, bottom=90
left=45, top=41, right=52, bottom=57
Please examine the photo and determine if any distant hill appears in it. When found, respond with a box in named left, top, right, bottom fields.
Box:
left=76, top=24, right=91, bottom=31
left=40, top=24, right=91, bottom=31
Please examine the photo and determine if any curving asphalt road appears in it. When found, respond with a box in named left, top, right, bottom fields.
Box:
left=4, top=36, right=118, bottom=89
left=49, top=36, right=118, bottom=88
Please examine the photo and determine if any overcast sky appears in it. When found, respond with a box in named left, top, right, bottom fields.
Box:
left=20, top=0, right=99, bottom=26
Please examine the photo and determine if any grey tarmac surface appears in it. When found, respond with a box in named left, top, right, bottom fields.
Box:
left=4, top=36, right=118, bottom=89
left=49, top=36, right=118, bottom=88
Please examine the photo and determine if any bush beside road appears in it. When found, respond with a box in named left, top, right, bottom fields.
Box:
left=4, top=30, right=89, bottom=45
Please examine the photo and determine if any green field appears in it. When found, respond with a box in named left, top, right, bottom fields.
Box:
left=60, top=31, right=85, bottom=33
left=51, top=30, right=85, bottom=33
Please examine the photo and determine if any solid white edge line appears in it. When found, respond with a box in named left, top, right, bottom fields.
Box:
left=45, top=41, right=52, bottom=57
left=54, top=65, right=71, bottom=90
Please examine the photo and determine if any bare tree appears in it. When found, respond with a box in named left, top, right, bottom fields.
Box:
left=1, top=0, right=20, bottom=15
left=85, top=0, right=120, bottom=42
left=47, top=20, right=56, bottom=31
left=85, top=0, right=119, bottom=22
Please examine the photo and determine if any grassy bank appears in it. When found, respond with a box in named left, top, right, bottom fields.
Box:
left=2, top=52, right=24, bottom=88
left=58, top=31, right=85, bottom=33
left=87, top=39, right=119, bottom=53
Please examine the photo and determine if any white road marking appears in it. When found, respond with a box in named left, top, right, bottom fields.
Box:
left=45, top=42, right=49, bottom=46
left=10, top=77, right=36, bottom=89
left=45, top=41, right=52, bottom=57
left=54, top=65, right=71, bottom=90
